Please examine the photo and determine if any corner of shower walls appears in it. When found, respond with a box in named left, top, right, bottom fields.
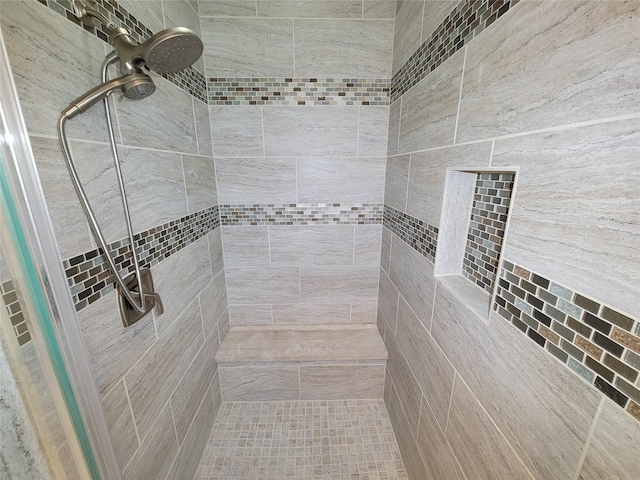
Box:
left=1, top=0, right=227, bottom=478
left=381, top=0, right=640, bottom=479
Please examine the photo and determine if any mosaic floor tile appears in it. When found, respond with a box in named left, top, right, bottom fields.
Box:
left=195, top=399, right=408, bottom=480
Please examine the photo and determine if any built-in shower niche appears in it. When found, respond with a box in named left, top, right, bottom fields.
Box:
left=435, top=169, right=517, bottom=322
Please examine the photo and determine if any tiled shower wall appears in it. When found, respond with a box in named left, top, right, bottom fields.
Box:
left=1, top=0, right=227, bottom=478
left=380, top=1, right=640, bottom=479
left=200, top=1, right=394, bottom=325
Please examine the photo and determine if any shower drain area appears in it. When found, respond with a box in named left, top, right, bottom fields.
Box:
left=195, top=400, right=408, bottom=480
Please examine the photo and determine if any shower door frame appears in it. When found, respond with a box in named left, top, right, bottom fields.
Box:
left=0, top=31, right=121, bottom=479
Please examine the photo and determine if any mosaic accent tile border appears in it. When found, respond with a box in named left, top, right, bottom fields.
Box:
left=208, top=78, right=390, bottom=106
left=1, top=280, right=31, bottom=346
left=391, top=0, right=521, bottom=101
left=219, top=204, right=383, bottom=226
left=494, top=260, right=640, bottom=424
left=383, top=205, right=439, bottom=263
left=196, top=399, right=408, bottom=480
left=63, top=206, right=219, bottom=312
left=462, top=173, right=513, bottom=292
left=43, top=0, right=207, bottom=102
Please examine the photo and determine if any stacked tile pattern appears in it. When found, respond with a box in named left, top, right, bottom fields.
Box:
left=196, top=400, right=408, bottom=480
left=45, top=0, right=207, bottom=102
left=391, top=0, right=521, bottom=101
left=63, top=206, right=219, bottom=311
left=208, top=78, right=390, bottom=106
left=220, top=204, right=383, bottom=227
left=494, top=260, right=640, bottom=423
left=383, top=205, right=439, bottom=263
left=1, top=280, right=30, bottom=346
left=462, top=173, right=513, bottom=292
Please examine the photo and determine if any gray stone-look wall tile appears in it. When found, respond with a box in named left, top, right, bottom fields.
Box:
left=351, top=302, right=377, bottom=323
left=363, top=0, right=397, bottom=19
left=152, top=237, right=212, bottom=335
left=78, top=291, right=156, bottom=394
left=447, top=376, right=533, bottom=479
left=117, top=0, right=165, bottom=33
left=358, top=106, right=390, bottom=157
left=294, top=19, right=394, bottom=78
left=456, top=1, right=640, bottom=142
left=101, top=380, right=139, bottom=470
left=392, top=0, right=424, bottom=74
left=116, top=77, right=197, bottom=154
left=30, top=137, right=93, bottom=258
left=2, top=0, right=111, bottom=141
left=120, top=147, right=188, bottom=234
left=199, top=0, right=258, bottom=17
left=125, top=298, right=204, bottom=440
left=226, top=267, right=300, bottom=304
left=182, top=155, right=217, bottom=214
left=378, top=270, right=399, bottom=333
left=222, top=227, right=270, bottom=266
left=421, top=0, right=456, bottom=41
left=257, top=0, right=363, bottom=18
left=430, top=282, right=601, bottom=480
left=272, top=304, right=351, bottom=324
left=388, top=235, right=436, bottom=323
left=219, top=364, right=299, bottom=401
left=384, top=154, right=410, bottom=211
left=381, top=227, right=392, bottom=274
left=199, top=270, right=228, bottom=337
left=170, top=331, right=219, bottom=444
left=270, top=226, right=355, bottom=266
left=209, top=106, right=264, bottom=157
left=263, top=107, right=358, bottom=157
left=300, top=266, right=379, bottom=304
left=406, top=142, right=491, bottom=226
left=354, top=225, right=383, bottom=266
left=398, top=48, right=464, bottom=153
left=229, top=304, right=273, bottom=325
left=201, top=17, right=294, bottom=77
left=416, top=392, right=466, bottom=480
left=216, top=158, right=297, bottom=204
left=167, top=389, right=216, bottom=480
left=297, top=157, right=385, bottom=203
left=579, top=400, right=640, bottom=480
left=396, top=295, right=454, bottom=428
left=123, top=402, right=178, bottom=480
left=208, top=227, right=225, bottom=275
left=493, top=119, right=640, bottom=316
left=193, top=99, right=214, bottom=157
left=299, top=365, right=385, bottom=399
left=387, top=382, right=428, bottom=479
left=387, top=99, right=401, bottom=155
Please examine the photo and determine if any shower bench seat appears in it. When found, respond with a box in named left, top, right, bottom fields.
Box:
left=215, top=324, right=387, bottom=402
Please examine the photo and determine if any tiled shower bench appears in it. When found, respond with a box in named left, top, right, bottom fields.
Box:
left=215, top=324, right=388, bottom=401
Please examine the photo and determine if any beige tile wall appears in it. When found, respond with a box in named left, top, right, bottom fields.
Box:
left=383, top=0, right=640, bottom=479
left=0, top=0, right=226, bottom=478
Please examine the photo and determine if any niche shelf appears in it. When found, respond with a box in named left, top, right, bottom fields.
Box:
left=435, top=168, right=518, bottom=322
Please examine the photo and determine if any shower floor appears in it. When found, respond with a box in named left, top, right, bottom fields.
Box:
left=194, top=399, right=408, bottom=480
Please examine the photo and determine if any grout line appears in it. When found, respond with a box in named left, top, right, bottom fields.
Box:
left=122, top=377, right=142, bottom=445
left=179, top=154, right=190, bottom=214
left=356, top=106, right=361, bottom=156
left=452, top=45, right=467, bottom=145
left=572, top=389, right=605, bottom=479
left=489, top=139, right=496, bottom=167
left=396, top=95, right=402, bottom=153
left=444, top=372, right=457, bottom=436
left=191, top=97, right=200, bottom=155
left=260, top=106, right=267, bottom=156
left=169, top=401, right=181, bottom=448
left=429, top=281, right=438, bottom=332
left=292, top=18, right=296, bottom=77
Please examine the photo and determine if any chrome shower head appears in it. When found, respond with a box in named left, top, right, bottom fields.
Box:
left=110, top=26, right=203, bottom=76
left=62, top=72, right=155, bottom=119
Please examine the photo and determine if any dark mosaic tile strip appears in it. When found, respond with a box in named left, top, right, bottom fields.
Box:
left=1, top=280, right=31, bottom=346
left=208, top=78, right=390, bottom=106
left=462, top=173, right=513, bottom=292
left=220, top=204, right=383, bottom=226
left=494, top=260, right=640, bottom=423
left=391, top=0, right=521, bottom=101
left=63, top=206, right=219, bottom=312
left=383, top=205, right=438, bottom=263
left=45, top=0, right=207, bottom=103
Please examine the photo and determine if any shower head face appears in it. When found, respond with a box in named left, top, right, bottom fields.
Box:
left=123, top=75, right=156, bottom=100
left=141, top=27, right=204, bottom=74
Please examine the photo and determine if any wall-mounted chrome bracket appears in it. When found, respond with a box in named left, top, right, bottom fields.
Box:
left=117, top=268, right=163, bottom=327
